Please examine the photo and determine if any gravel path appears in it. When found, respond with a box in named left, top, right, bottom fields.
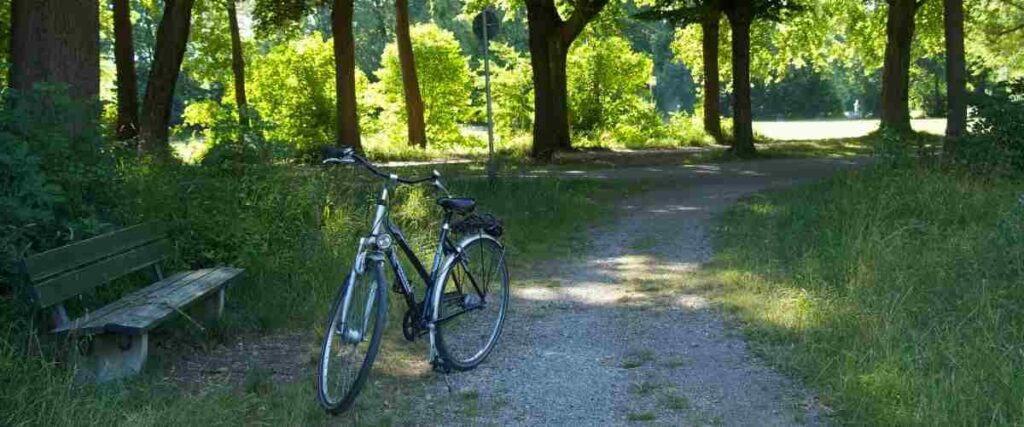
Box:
left=425, top=157, right=866, bottom=426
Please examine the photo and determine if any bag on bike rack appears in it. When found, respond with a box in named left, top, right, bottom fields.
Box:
left=452, top=213, right=503, bottom=237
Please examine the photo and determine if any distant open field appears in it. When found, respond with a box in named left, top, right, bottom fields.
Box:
left=753, top=118, right=946, bottom=141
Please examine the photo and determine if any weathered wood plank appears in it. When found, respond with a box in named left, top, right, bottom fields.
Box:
left=32, top=239, right=172, bottom=308
left=23, top=222, right=167, bottom=282
left=54, top=267, right=243, bottom=335
left=52, top=270, right=199, bottom=333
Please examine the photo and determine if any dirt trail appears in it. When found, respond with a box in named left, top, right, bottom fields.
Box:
left=426, top=157, right=865, bottom=426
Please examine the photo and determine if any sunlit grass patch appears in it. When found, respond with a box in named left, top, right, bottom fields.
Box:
left=707, top=164, right=1024, bottom=425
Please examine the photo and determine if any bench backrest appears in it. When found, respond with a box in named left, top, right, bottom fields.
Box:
left=22, top=222, right=172, bottom=308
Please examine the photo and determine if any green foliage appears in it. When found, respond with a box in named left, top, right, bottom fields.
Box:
left=489, top=43, right=534, bottom=138
left=0, top=86, right=120, bottom=280
left=246, top=35, right=373, bottom=154
left=567, top=31, right=663, bottom=142
left=375, top=23, right=475, bottom=146
left=664, top=111, right=726, bottom=146
left=948, top=80, right=1024, bottom=175
left=711, top=165, right=1024, bottom=425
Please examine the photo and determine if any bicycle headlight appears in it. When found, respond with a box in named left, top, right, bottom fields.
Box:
left=375, top=234, right=393, bottom=250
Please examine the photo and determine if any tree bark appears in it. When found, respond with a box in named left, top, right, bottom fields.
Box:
left=227, top=0, right=249, bottom=135
left=10, top=0, right=99, bottom=109
left=943, top=0, right=967, bottom=138
left=395, top=0, right=427, bottom=148
left=726, top=3, right=755, bottom=157
left=139, top=0, right=194, bottom=155
left=112, top=0, right=139, bottom=140
left=524, top=0, right=607, bottom=161
left=701, top=10, right=723, bottom=144
left=880, top=0, right=918, bottom=133
left=332, top=0, right=362, bottom=151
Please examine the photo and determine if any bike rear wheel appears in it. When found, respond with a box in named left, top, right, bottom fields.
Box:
left=317, top=261, right=388, bottom=415
left=434, top=236, right=509, bottom=371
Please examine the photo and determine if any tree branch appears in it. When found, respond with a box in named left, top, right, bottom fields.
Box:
left=999, top=0, right=1024, bottom=11
left=560, top=0, right=610, bottom=43
left=997, top=22, right=1024, bottom=35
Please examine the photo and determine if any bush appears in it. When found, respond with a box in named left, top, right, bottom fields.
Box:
left=246, top=35, right=373, bottom=155
left=567, top=32, right=662, bottom=140
left=0, top=86, right=120, bottom=282
left=375, top=23, right=474, bottom=147
left=948, top=79, right=1024, bottom=175
left=489, top=43, right=534, bottom=139
left=663, top=112, right=724, bottom=146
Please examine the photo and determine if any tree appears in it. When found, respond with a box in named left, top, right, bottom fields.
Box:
left=635, top=0, right=724, bottom=142
left=944, top=0, right=966, bottom=138
left=112, top=0, right=140, bottom=140
left=139, top=0, right=196, bottom=154
left=395, top=0, right=428, bottom=147
left=721, top=0, right=801, bottom=157
left=700, top=6, right=723, bottom=142
left=879, top=0, right=922, bottom=133
left=227, top=0, right=250, bottom=138
left=10, top=0, right=100, bottom=113
left=332, top=0, right=362, bottom=150
left=723, top=0, right=754, bottom=156
left=524, top=0, right=610, bottom=160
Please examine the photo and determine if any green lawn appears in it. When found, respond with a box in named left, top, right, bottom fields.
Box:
left=705, top=164, right=1024, bottom=425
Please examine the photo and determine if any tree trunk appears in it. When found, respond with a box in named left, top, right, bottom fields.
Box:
left=10, top=0, right=99, bottom=110
left=880, top=0, right=917, bottom=133
left=332, top=0, right=362, bottom=151
left=943, top=0, right=966, bottom=138
left=227, top=0, right=248, bottom=135
left=139, top=0, right=194, bottom=155
left=395, top=0, right=427, bottom=148
left=701, top=10, right=723, bottom=144
left=526, top=0, right=571, bottom=160
left=727, top=7, right=755, bottom=157
left=112, top=0, right=139, bottom=140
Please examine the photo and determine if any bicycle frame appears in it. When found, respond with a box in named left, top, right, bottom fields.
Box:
left=361, top=181, right=457, bottom=326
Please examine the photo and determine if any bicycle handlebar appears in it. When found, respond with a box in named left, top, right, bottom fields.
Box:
left=322, top=146, right=449, bottom=193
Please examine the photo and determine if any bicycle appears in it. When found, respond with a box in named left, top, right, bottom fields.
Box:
left=316, top=146, right=510, bottom=415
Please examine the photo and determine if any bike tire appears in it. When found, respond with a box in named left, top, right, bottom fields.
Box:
left=316, top=260, right=388, bottom=415
left=433, top=235, right=509, bottom=371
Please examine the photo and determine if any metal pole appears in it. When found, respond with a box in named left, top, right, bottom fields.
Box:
left=483, top=10, right=496, bottom=180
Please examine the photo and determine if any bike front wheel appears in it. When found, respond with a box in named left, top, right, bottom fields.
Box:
left=317, top=260, right=388, bottom=415
left=434, top=235, right=509, bottom=371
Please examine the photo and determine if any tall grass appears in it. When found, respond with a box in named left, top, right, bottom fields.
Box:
left=709, top=165, right=1024, bottom=425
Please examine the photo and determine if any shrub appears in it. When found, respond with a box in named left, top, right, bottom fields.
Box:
left=948, top=79, right=1024, bottom=175
left=246, top=35, right=373, bottom=155
left=375, top=23, right=474, bottom=147
left=489, top=43, right=534, bottom=139
left=663, top=112, right=720, bottom=147
left=567, top=32, right=663, bottom=141
left=0, top=86, right=120, bottom=282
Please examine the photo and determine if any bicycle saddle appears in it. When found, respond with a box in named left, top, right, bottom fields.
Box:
left=437, top=197, right=475, bottom=214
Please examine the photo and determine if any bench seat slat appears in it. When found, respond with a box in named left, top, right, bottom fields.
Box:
left=53, top=267, right=243, bottom=335
left=53, top=270, right=202, bottom=331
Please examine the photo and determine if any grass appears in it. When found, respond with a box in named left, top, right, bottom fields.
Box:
left=626, top=411, right=657, bottom=421
left=0, top=167, right=646, bottom=426
left=621, top=349, right=657, bottom=369
left=704, top=164, right=1024, bottom=425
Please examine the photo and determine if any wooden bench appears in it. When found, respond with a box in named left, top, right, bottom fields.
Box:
left=20, top=222, right=243, bottom=382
